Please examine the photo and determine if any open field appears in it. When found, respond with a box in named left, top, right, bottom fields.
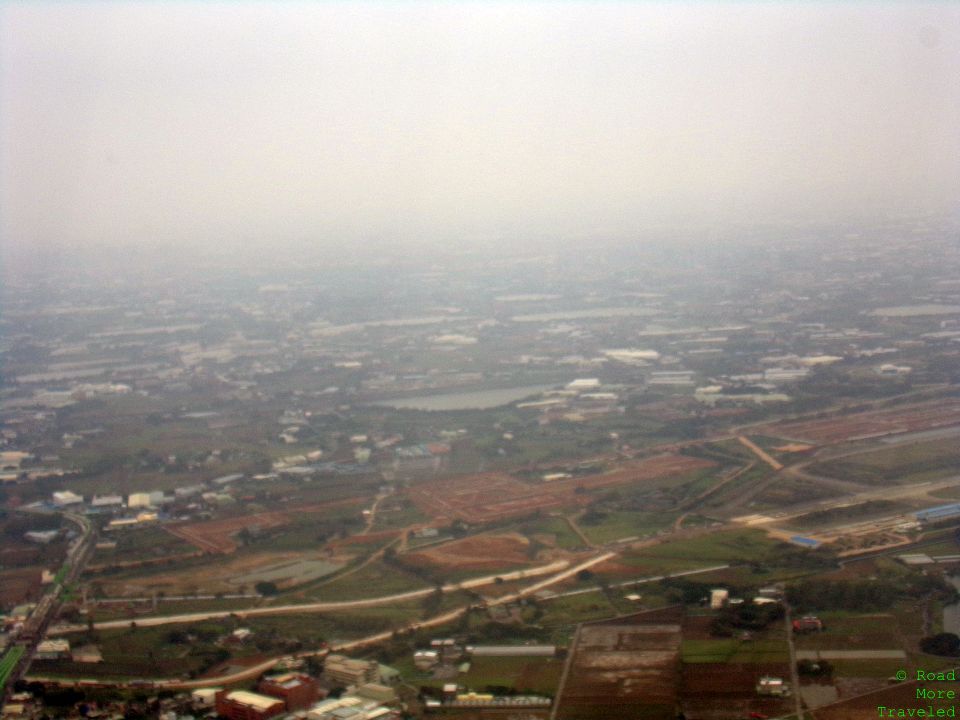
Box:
left=759, top=399, right=960, bottom=445
left=553, top=607, right=683, bottom=720
left=787, top=500, right=910, bottom=529
left=46, top=602, right=427, bottom=680
left=296, top=559, right=430, bottom=601
left=166, top=497, right=365, bottom=553
left=408, top=454, right=716, bottom=523
left=92, top=550, right=352, bottom=597
left=809, top=436, right=960, bottom=486
left=679, top=661, right=793, bottom=720
left=578, top=511, right=676, bottom=545
left=518, top=516, right=586, bottom=550
left=403, top=532, right=546, bottom=573
left=794, top=612, right=909, bottom=653
left=0, top=567, right=43, bottom=606
left=749, top=476, right=844, bottom=508
left=398, top=654, right=564, bottom=696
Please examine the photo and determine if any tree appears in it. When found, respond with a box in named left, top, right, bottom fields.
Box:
left=255, top=581, right=279, bottom=596
left=920, top=633, right=960, bottom=657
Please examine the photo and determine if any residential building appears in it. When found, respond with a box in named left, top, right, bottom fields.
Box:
left=324, top=654, right=379, bottom=686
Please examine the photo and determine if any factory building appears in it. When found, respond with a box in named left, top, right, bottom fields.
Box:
left=916, top=503, right=960, bottom=523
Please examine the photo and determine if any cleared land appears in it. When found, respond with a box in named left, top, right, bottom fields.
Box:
left=404, top=532, right=546, bottom=573
left=166, top=498, right=364, bottom=553
left=553, top=607, right=683, bottom=720
left=409, top=454, right=715, bottom=523
left=759, top=399, right=960, bottom=445
left=93, top=550, right=352, bottom=596
left=809, top=436, right=960, bottom=486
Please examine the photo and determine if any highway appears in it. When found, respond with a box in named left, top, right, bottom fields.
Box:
left=30, top=551, right=619, bottom=690
left=50, top=559, right=574, bottom=633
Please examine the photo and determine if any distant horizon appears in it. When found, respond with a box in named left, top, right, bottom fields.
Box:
left=3, top=1, right=959, bottom=267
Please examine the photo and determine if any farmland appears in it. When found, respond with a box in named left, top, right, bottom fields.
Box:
left=553, top=607, right=683, bottom=720
left=166, top=497, right=365, bottom=554
left=408, top=454, right=716, bottom=524
left=808, top=436, right=960, bottom=487
left=759, top=399, right=960, bottom=446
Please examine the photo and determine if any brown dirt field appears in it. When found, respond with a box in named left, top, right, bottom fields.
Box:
left=165, top=498, right=366, bottom=554
left=761, top=399, right=960, bottom=445
left=328, top=529, right=403, bottom=549
left=811, top=680, right=931, bottom=720
left=681, top=662, right=790, bottom=694
left=555, top=608, right=684, bottom=720
left=404, top=532, right=538, bottom=571
left=409, top=454, right=715, bottom=524
left=167, top=512, right=289, bottom=553
left=682, top=614, right=719, bottom=641
left=0, top=567, right=42, bottom=606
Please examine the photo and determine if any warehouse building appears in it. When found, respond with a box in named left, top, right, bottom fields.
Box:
left=916, top=503, right=960, bottom=523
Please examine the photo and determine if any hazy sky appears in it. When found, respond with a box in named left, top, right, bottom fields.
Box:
left=2, top=1, right=959, bottom=263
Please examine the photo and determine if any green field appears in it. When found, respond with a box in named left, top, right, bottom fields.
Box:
left=49, top=602, right=427, bottom=680
left=810, top=438, right=960, bottom=487
left=90, top=526, right=196, bottom=565
left=0, top=645, right=25, bottom=692
left=579, top=511, right=677, bottom=545
left=793, top=612, right=907, bottom=652
left=788, top=500, right=909, bottom=530
left=418, top=655, right=563, bottom=695
left=626, top=528, right=781, bottom=564
left=518, top=516, right=585, bottom=550
left=681, top=637, right=788, bottom=664
left=297, top=559, right=430, bottom=601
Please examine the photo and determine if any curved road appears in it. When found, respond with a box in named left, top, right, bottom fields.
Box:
left=50, top=559, right=572, bottom=634
left=32, top=553, right=616, bottom=690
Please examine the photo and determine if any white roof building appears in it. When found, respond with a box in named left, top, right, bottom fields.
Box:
left=52, top=490, right=83, bottom=506
left=127, top=492, right=152, bottom=508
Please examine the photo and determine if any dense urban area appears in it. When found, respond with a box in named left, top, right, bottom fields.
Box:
left=3, top=216, right=960, bottom=720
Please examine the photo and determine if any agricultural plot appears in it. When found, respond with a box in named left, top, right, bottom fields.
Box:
left=89, top=526, right=197, bottom=568
left=537, top=589, right=638, bottom=631
left=518, top=517, right=585, bottom=551
left=299, top=559, right=430, bottom=601
left=794, top=613, right=908, bottom=653
left=0, top=567, right=43, bottom=606
left=749, top=476, right=843, bottom=509
left=679, top=661, right=793, bottom=720
left=405, top=655, right=564, bottom=696
left=809, top=437, right=960, bottom=487
left=402, top=532, right=550, bottom=575
left=787, top=500, right=911, bottom=530
left=92, top=550, right=352, bottom=597
left=578, top=511, right=677, bottom=545
left=553, top=607, right=683, bottom=720
left=760, top=399, right=960, bottom=446
left=627, top=528, right=783, bottom=565
left=166, top=497, right=365, bottom=554
left=408, top=454, right=716, bottom=524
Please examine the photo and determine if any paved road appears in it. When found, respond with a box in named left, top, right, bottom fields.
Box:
left=32, top=553, right=617, bottom=690
left=50, top=560, right=572, bottom=634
